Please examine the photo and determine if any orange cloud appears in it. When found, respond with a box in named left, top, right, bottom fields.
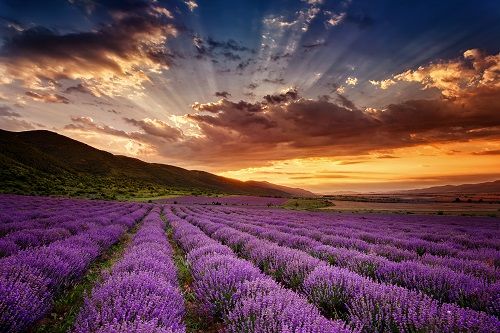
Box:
left=25, top=91, right=69, bottom=104
left=380, top=49, right=500, bottom=98
left=0, top=2, right=177, bottom=97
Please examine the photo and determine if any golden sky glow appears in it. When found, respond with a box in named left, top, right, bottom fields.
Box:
left=218, top=140, right=500, bottom=193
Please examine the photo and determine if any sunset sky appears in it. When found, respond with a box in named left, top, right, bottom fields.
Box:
left=0, top=0, right=499, bottom=193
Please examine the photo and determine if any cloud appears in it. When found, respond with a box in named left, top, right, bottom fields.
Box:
left=336, top=160, right=366, bottom=165
left=215, top=91, right=231, bottom=98
left=345, top=76, right=358, bottom=85
left=336, top=94, right=356, bottom=110
left=64, top=115, right=183, bottom=156
left=64, top=84, right=95, bottom=96
left=193, top=36, right=254, bottom=62
left=60, top=75, right=500, bottom=170
left=25, top=91, right=70, bottom=104
left=302, top=40, right=327, bottom=51
left=0, top=106, right=43, bottom=130
left=65, top=116, right=129, bottom=137
left=263, top=0, right=322, bottom=32
left=324, top=11, right=346, bottom=27
left=377, top=154, right=399, bottom=159
left=123, top=117, right=183, bottom=142
left=369, top=79, right=396, bottom=89
left=184, top=0, right=198, bottom=11
left=384, top=49, right=500, bottom=98
left=263, top=78, right=286, bottom=85
left=262, top=87, right=299, bottom=104
left=472, top=149, right=500, bottom=156
left=0, top=106, right=20, bottom=117
left=0, top=118, right=40, bottom=131
left=177, top=80, right=500, bottom=167
left=0, top=1, right=177, bottom=97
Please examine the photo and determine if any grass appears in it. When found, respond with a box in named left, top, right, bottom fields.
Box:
left=283, top=198, right=334, bottom=210
left=162, top=214, right=222, bottom=333
left=29, top=222, right=143, bottom=333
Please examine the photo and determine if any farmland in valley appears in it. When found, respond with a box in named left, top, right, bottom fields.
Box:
left=1, top=194, right=499, bottom=332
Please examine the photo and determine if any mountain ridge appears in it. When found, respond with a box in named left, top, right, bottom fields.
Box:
left=0, top=129, right=312, bottom=199
left=399, top=180, right=500, bottom=194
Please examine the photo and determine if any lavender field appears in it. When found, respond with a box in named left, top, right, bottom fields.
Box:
left=1, top=194, right=499, bottom=333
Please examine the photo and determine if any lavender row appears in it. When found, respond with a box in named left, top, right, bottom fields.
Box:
left=73, top=208, right=185, bottom=333
left=0, top=204, right=144, bottom=258
left=165, top=207, right=351, bottom=333
left=216, top=206, right=500, bottom=269
left=186, top=206, right=499, bottom=316
left=0, top=195, right=133, bottom=229
left=171, top=207, right=500, bottom=332
left=221, top=207, right=500, bottom=263
left=0, top=195, right=144, bottom=257
left=0, top=206, right=148, bottom=332
left=194, top=206, right=499, bottom=282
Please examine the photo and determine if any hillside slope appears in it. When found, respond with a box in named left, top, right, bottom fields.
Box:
left=247, top=180, right=317, bottom=197
left=0, top=129, right=295, bottom=199
left=403, top=180, right=500, bottom=194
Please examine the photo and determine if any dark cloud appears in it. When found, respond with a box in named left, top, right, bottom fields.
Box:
left=64, top=83, right=95, bottom=95
left=472, top=149, right=500, bottom=156
left=215, top=91, right=231, bottom=98
left=270, top=53, right=291, bottom=61
left=247, top=83, right=258, bottom=90
left=221, top=51, right=241, bottom=61
left=65, top=115, right=183, bottom=151
left=0, top=1, right=177, bottom=96
left=302, top=41, right=327, bottom=51
left=172, top=84, right=500, bottom=168
left=65, top=116, right=129, bottom=137
left=236, top=58, right=255, bottom=71
left=123, top=117, right=183, bottom=142
left=25, top=91, right=70, bottom=104
left=336, top=160, right=367, bottom=165
left=263, top=77, right=285, bottom=85
left=0, top=105, right=20, bottom=117
left=377, top=154, right=399, bottom=159
left=193, top=36, right=254, bottom=63
left=263, top=88, right=298, bottom=104
left=336, top=94, right=356, bottom=110
left=206, top=38, right=253, bottom=53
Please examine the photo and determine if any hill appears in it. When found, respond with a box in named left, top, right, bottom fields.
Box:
left=0, top=129, right=300, bottom=199
left=247, top=181, right=316, bottom=197
left=402, top=180, right=500, bottom=194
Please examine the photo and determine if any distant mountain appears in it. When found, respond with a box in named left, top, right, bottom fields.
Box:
left=0, top=129, right=303, bottom=199
left=403, top=180, right=500, bottom=194
left=247, top=180, right=317, bottom=197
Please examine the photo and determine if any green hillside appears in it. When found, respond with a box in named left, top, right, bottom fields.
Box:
left=0, top=129, right=292, bottom=200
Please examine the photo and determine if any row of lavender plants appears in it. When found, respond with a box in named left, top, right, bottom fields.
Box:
left=231, top=209, right=500, bottom=281
left=0, top=195, right=143, bottom=257
left=73, top=207, right=185, bottom=333
left=165, top=207, right=351, bottom=333
left=230, top=211, right=500, bottom=266
left=186, top=206, right=500, bottom=316
left=169, top=206, right=500, bottom=332
left=225, top=207, right=500, bottom=267
left=0, top=199, right=149, bottom=332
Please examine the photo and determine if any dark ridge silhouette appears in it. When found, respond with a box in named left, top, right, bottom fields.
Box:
left=0, top=129, right=313, bottom=199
